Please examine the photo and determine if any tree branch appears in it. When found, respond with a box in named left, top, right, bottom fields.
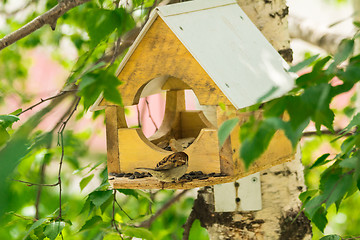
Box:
left=302, top=129, right=354, bottom=137
left=0, top=0, right=90, bottom=51
left=15, top=90, right=75, bottom=116
left=288, top=15, right=352, bottom=55
left=139, top=190, right=188, bottom=228
left=182, top=209, right=197, bottom=240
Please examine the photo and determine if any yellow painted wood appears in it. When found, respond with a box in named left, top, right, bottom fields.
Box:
left=216, top=106, right=236, bottom=176
left=180, top=111, right=215, bottom=138
left=118, top=128, right=220, bottom=174
left=218, top=109, right=294, bottom=178
left=105, top=106, right=121, bottom=173
left=100, top=16, right=231, bottom=107
left=161, top=76, right=192, bottom=90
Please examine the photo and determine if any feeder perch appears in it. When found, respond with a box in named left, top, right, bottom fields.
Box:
left=91, top=0, right=295, bottom=189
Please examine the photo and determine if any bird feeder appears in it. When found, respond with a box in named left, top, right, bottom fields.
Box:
left=91, top=0, right=295, bottom=189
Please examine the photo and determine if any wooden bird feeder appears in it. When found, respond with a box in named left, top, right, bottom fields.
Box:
left=91, top=0, right=295, bottom=189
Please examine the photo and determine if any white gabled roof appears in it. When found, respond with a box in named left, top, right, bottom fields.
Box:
left=155, top=0, right=294, bottom=109
left=91, top=0, right=294, bottom=111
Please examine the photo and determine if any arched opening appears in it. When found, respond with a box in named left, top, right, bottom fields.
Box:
left=124, top=76, right=216, bottom=152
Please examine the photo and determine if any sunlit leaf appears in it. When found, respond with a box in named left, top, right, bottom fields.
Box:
left=79, top=215, right=102, bottom=232
left=44, top=221, right=65, bottom=240
left=23, top=218, right=47, bottom=240
left=309, top=154, right=331, bottom=169
left=218, top=118, right=239, bottom=147
left=123, top=226, right=154, bottom=240
left=320, top=235, right=341, bottom=240
left=289, top=54, right=319, bottom=73
left=80, top=174, right=94, bottom=191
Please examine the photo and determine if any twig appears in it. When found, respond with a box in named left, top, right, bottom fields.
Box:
left=143, top=0, right=158, bottom=25
left=12, top=179, right=59, bottom=187
left=56, top=96, right=81, bottom=220
left=0, top=0, right=91, bottom=50
left=145, top=97, right=158, bottom=131
left=139, top=190, right=188, bottom=228
left=343, top=236, right=360, bottom=239
left=182, top=210, right=197, bottom=240
left=112, top=190, right=124, bottom=239
left=0, top=0, right=36, bottom=17
left=302, top=129, right=354, bottom=137
left=15, top=91, right=73, bottom=116
left=12, top=96, right=80, bottom=189
left=115, top=198, right=133, bottom=220
left=137, top=104, right=142, bottom=128
left=7, top=212, right=37, bottom=221
left=34, top=97, right=79, bottom=219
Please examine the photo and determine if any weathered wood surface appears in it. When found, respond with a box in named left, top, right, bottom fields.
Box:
left=109, top=176, right=235, bottom=190
left=100, top=16, right=231, bottom=107
left=105, top=106, right=121, bottom=173
left=217, top=108, right=295, bottom=178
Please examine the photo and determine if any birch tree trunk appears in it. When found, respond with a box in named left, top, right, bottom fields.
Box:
left=191, top=1, right=312, bottom=239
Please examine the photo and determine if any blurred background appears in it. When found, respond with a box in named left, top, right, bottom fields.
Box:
left=1, top=0, right=359, bottom=239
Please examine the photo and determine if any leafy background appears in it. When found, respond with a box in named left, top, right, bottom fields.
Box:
left=1, top=0, right=360, bottom=239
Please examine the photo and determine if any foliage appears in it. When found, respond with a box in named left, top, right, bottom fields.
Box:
left=2, top=0, right=360, bottom=239
left=218, top=36, right=360, bottom=237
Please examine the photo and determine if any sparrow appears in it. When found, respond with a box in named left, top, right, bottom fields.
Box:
left=135, top=152, right=189, bottom=183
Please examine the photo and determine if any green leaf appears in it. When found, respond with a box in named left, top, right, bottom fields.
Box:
left=86, top=9, right=118, bottom=48
left=289, top=54, right=319, bottom=73
left=218, top=118, right=239, bottom=147
left=339, top=157, right=357, bottom=169
left=79, top=215, right=102, bottom=232
left=299, top=190, right=318, bottom=203
left=304, top=194, right=326, bottom=219
left=100, top=194, right=113, bottom=214
left=80, top=174, right=94, bottom=191
left=256, top=86, right=279, bottom=103
left=312, top=207, right=328, bottom=232
left=123, top=226, right=154, bottom=240
left=327, top=39, right=354, bottom=73
left=309, top=154, right=331, bottom=169
left=324, top=173, right=353, bottom=209
left=103, top=233, right=123, bottom=240
left=320, top=234, right=341, bottom=240
left=0, top=114, right=20, bottom=128
left=44, top=221, right=65, bottom=240
left=103, top=80, right=123, bottom=105
left=23, top=218, right=47, bottom=240
left=0, top=125, right=10, bottom=146
left=89, top=190, right=112, bottom=208
left=10, top=108, right=22, bottom=115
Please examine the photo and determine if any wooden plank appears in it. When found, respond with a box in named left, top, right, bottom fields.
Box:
left=103, top=17, right=231, bottom=107
left=105, top=106, right=121, bottom=173
left=109, top=175, right=235, bottom=190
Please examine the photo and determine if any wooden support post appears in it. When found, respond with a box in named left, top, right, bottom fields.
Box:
left=105, top=106, right=121, bottom=173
